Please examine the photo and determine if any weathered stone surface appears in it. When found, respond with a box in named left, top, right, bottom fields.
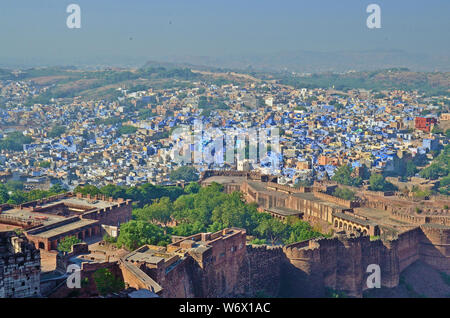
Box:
left=0, top=231, right=41, bottom=298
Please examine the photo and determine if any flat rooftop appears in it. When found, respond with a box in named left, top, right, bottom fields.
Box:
left=38, top=197, right=117, bottom=210
left=31, top=218, right=98, bottom=239
left=0, top=207, right=66, bottom=227
left=246, top=180, right=348, bottom=210
left=202, top=176, right=246, bottom=185
left=0, top=195, right=119, bottom=227
left=354, top=207, right=414, bottom=228
left=124, top=245, right=178, bottom=265
left=266, top=206, right=304, bottom=216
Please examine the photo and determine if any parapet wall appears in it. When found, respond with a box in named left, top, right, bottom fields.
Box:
left=313, top=191, right=359, bottom=209
left=200, top=170, right=276, bottom=182
left=279, top=225, right=449, bottom=297
left=237, top=245, right=284, bottom=297
left=266, top=182, right=311, bottom=194
left=390, top=209, right=450, bottom=227
left=420, top=225, right=450, bottom=273
left=79, top=193, right=132, bottom=226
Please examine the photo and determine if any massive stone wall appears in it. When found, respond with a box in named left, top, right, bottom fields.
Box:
left=243, top=181, right=341, bottom=224
left=420, top=225, right=450, bottom=273
left=48, top=225, right=450, bottom=298
left=198, top=171, right=450, bottom=297
left=278, top=226, right=448, bottom=297
left=312, top=191, right=359, bottom=209
left=0, top=231, right=41, bottom=298
left=80, top=196, right=132, bottom=227
left=237, top=245, right=284, bottom=297
left=186, top=230, right=247, bottom=297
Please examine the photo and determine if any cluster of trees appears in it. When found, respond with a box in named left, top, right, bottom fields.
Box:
left=411, top=186, right=433, bottom=199
left=278, top=69, right=450, bottom=96
left=169, top=166, right=199, bottom=182
left=418, top=144, right=450, bottom=195
left=116, top=220, right=170, bottom=250
left=368, top=174, right=397, bottom=192
left=38, top=161, right=51, bottom=168
left=331, top=165, right=364, bottom=187
left=48, top=125, right=66, bottom=138
left=57, top=236, right=82, bottom=253
left=117, top=125, right=138, bottom=136
left=93, top=268, right=125, bottom=296
left=438, top=175, right=450, bottom=196
left=128, top=182, right=325, bottom=247
left=332, top=187, right=355, bottom=200
left=331, top=164, right=399, bottom=192
left=0, top=132, right=33, bottom=151
left=383, top=154, right=428, bottom=180
left=74, top=183, right=185, bottom=208
left=419, top=144, right=449, bottom=180
left=149, top=131, right=170, bottom=141
left=137, top=108, right=157, bottom=120
left=0, top=182, right=66, bottom=205
left=198, top=96, right=229, bottom=116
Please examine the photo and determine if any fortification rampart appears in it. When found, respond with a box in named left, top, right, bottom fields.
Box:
left=313, top=191, right=359, bottom=209
left=419, top=225, right=450, bottom=273
left=278, top=225, right=449, bottom=297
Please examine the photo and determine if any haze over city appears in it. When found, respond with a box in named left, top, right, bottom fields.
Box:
left=0, top=0, right=449, bottom=71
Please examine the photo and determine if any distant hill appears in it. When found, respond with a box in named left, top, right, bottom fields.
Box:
left=2, top=64, right=449, bottom=103
left=156, top=49, right=450, bottom=73
left=275, top=68, right=450, bottom=96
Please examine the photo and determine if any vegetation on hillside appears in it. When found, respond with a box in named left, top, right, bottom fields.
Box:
left=130, top=182, right=325, bottom=246
left=169, top=166, right=199, bottom=182
left=332, top=187, right=356, bottom=200
left=0, top=132, right=33, bottom=151
left=277, top=69, right=450, bottom=97
left=331, top=165, right=363, bottom=187
left=0, top=182, right=66, bottom=205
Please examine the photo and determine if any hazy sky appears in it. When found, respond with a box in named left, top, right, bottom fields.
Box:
left=0, top=0, right=449, bottom=66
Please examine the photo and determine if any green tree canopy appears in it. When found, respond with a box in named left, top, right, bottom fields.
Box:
left=93, top=268, right=125, bottom=296
left=331, top=165, right=362, bottom=187
left=48, top=125, right=66, bottom=138
left=169, top=166, right=199, bottom=182
left=133, top=197, right=173, bottom=225
left=116, top=220, right=170, bottom=250
left=369, top=174, right=397, bottom=192
left=57, top=236, right=82, bottom=253
left=0, top=131, right=33, bottom=151
left=332, top=187, right=355, bottom=200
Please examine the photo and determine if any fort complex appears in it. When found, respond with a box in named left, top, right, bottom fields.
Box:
left=0, top=192, right=132, bottom=298
left=0, top=171, right=449, bottom=298
left=0, top=192, right=132, bottom=251
left=198, top=170, right=450, bottom=296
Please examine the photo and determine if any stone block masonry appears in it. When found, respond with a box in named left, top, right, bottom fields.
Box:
left=0, top=231, right=41, bottom=298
